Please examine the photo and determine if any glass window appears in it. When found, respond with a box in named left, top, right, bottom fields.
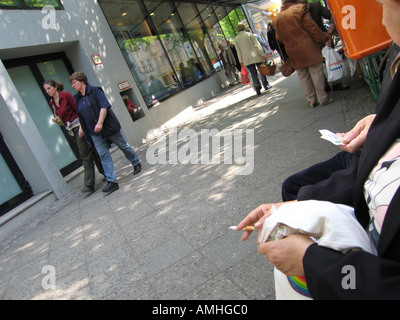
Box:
left=0, top=0, right=63, bottom=9
left=175, top=2, right=216, bottom=76
left=196, top=4, right=226, bottom=71
left=223, top=7, right=246, bottom=50
left=99, top=0, right=246, bottom=107
left=144, top=0, right=205, bottom=87
left=229, top=7, right=246, bottom=29
left=217, top=6, right=237, bottom=41
left=0, top=132, right=33, bottom=216
left=100, top=0, right=179, bottom=107
left=37, top=59, right=75, bottom=94
left=0, top=152, right=23, bottom=208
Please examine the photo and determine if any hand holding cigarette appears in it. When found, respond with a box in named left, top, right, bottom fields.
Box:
left=235, top=201, right=296, bottom=241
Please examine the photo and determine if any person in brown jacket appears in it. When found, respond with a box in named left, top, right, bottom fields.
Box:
left=273, top=0, right=333, bottom=108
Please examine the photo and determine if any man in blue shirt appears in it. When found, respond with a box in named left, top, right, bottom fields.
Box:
left=70, top=72, right=142, bottom=193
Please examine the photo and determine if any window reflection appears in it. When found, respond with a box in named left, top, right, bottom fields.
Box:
left=176, top=2, right=215, bottom=76
left=99, top=0, right=244, bottom=107
left=0, top=0, right=63, bottom=8
left=145, top=1, right=204, bottom=87
left=104, top=0, right=178, bottom=106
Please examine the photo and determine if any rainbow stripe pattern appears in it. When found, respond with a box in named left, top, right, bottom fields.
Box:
left=287, top=276, right=311, bottom=298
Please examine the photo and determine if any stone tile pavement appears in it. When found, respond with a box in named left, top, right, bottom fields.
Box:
left=0, top=63, right=376, bottom=300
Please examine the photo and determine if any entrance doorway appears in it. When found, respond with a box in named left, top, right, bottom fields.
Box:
left=4, top=52, right=81, bottom=177
left=1, top=52, right=80, bottom=216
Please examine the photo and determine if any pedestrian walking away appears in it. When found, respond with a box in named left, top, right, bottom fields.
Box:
left=273, top=0, right=333, bottom=108
left=234, top=22, right=272, bottom=96
left=297, top=0, right=350, bottom=92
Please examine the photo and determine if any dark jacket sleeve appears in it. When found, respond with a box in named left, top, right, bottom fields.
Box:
left=317, top=2, right=332, bottom=21
left=65, top=91, right=78, bottom=113
left=301, top=8, right=328, bottom=47
left=297, top=150, right=361, bottom=206
left=301, top=69, right=400, bottom=300
left=304, top=228, right=400, bottom=300
left=91, top=86, right=121, bottom=138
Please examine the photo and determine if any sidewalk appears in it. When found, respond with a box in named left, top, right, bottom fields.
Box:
left=0, top=65, right=376, bottom=300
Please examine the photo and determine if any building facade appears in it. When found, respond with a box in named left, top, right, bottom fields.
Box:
left=0, top=0, right=250, bottom=218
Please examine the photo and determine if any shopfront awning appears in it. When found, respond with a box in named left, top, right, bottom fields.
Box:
left=255, top=0, right=281, bottom=10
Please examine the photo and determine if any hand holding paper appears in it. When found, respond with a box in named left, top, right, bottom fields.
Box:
left=319, top=129, right=345, bottom=146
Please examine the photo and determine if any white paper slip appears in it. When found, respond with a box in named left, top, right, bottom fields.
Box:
left=319, top=129, right=345, bottom=146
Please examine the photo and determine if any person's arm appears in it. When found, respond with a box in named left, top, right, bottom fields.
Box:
left=297, top=149, right=361, bottom=205
left=65, top=91, right=78, bottom=113
left=304, top=236, right=400, bottom=299
left=92, top=86, right=111, bottom=133
left=337, top=114, right=376, bottom=153
left=50, top=101, right=60, bottom=123
left=251, top=34, right=267, bottom=60
left=317, top=2, right=332, bottom=21
left=236, top=201, right=297, bottom=242
left=235, top=41, right=243, bottom=65
left=94, top=107, right=107, bottom=133
left=302, top=9, right=329, bottom=46
left=258, top=234, right=314, bottom=276
left=79, top=125, right=85, bottom=138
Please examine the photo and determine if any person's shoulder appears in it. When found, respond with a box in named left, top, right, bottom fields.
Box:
left=60, top=91, right=74, bottom=98
left=88, top=84, right=104, bottom=95
left=294, top=3, right=308, bottom=13
left=244, top=32, right=256, bottom=41
left=235, top=32, right=243, bottom=39
left=309, top=1, right=318, bottom=8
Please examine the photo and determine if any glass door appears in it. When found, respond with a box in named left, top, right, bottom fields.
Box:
left=0, top=132, right=33, bottom=217
left=4, top=53, right=80, bottom=177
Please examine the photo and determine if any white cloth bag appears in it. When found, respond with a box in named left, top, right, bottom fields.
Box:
left=259, top=200, right=376, bottom=300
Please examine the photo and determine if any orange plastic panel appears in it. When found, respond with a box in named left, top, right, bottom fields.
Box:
left=326, top=0, right=391, bottom=60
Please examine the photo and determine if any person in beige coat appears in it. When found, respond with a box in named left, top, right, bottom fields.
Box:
left=234, top=23, right=272, bottom=95
left=273, top=0, right=333, bottom=107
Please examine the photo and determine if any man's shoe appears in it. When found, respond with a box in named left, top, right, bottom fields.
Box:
left=133, top=163, right=142, bottom=175
left=255, top=86, right=262, bottom=96
left=81, top=186, right=94, bottom=193
left=102, top=182, right=119, bottom=193
left=321, top=98, right=334, bottom=107
left=264, top=84, right=272, bottom=91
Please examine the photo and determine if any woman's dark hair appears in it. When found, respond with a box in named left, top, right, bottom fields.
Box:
left=69, top=71, right=89, bottom=85
left=43, top=79, right=64, bottom=91
left=282, top=0, right=297, bottom=4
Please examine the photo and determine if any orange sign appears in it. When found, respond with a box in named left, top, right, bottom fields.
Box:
left=327, top=0, right=391, bottom=59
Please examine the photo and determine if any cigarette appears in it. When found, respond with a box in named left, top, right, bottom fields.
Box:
left=229, top=225, right=255, bottom=231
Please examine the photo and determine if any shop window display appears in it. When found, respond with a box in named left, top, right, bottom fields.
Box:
left=99, top=0, right=244, bottom=107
